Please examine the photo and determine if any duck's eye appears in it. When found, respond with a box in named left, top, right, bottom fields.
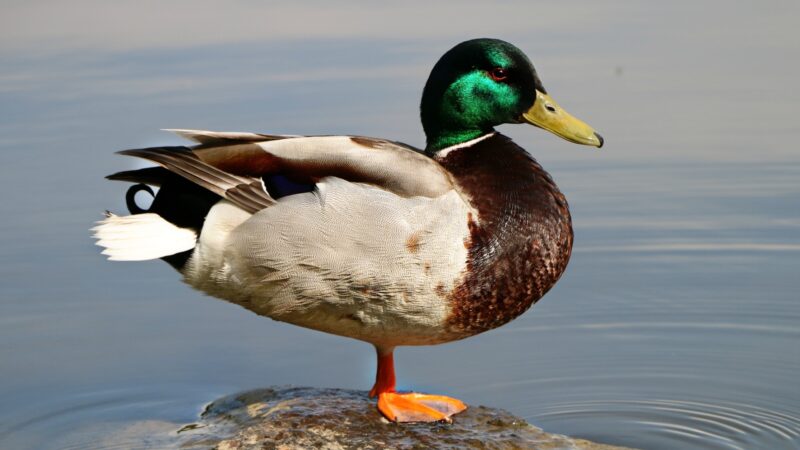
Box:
left=489, top=67, right=508, bottom=82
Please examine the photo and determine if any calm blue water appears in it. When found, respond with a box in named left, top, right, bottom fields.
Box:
left=1, top=3, right=799, bottom=449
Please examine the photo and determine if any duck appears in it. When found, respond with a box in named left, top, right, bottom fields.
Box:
left=93, top=38, right=602, bottom=423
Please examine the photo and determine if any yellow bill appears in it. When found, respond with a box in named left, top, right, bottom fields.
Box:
left=522, top=90, right=603, bottom=148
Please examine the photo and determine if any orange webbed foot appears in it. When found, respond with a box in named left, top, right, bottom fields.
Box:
left=377, top=391, right=467, bottom=423
left=369, top=347, right=467, bottom=422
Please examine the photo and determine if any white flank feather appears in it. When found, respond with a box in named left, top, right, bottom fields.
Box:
left=92, top=213, right=197, bottom=261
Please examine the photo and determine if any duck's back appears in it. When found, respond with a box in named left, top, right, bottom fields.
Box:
left=435, top=133, right=574, bottom=338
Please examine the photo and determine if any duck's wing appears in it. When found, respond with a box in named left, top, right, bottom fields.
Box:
left=115, top=130, right=453, bottom=214
left=176, top=130, right=454, bottom=199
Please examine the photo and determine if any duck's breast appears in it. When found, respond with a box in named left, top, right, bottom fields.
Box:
left=436, top=133, right=574, bottom=338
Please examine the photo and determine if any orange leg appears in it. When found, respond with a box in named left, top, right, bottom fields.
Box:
left=369, top=347, right=467, bottom=423
left=369, top=349, right=397, bottom=398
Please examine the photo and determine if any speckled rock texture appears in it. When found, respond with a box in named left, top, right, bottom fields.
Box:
left=169, top=387, right=633, bottom=450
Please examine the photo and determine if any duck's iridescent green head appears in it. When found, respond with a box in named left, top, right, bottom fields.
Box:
left=421, top=38, right=603, bottom=152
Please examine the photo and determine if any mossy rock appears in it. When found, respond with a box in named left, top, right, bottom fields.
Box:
left=167, top=387, right=634, bottom=450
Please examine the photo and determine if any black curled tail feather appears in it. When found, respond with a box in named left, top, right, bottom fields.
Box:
left=108, top=166, right=220, bottom=233
left=125, top=184, right=155, bottom=214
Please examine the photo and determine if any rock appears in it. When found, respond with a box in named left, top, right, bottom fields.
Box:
left=171, top=387, right=633, bottom=450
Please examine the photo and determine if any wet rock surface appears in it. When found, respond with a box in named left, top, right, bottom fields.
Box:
left=166, top=387, right=633, bottom=450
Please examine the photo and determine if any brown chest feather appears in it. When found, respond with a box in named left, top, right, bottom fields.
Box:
left=438, top=134, right=573, bottom=337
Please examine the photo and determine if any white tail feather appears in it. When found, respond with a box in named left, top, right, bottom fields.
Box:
left=92, top=213, right=197, bottom=261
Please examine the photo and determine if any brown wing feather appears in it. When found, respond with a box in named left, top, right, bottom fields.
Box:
left=165, top=129, right=292, bottom=146
left=118, top=147, right=274, bottom=214
left=188, top=135, right=454, bottom=198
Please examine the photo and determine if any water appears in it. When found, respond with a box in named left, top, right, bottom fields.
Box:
left=1, top=2, right=799, bottom=449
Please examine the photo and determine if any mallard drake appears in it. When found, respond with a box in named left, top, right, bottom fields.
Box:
left=93, top=38, right=602, bottom=423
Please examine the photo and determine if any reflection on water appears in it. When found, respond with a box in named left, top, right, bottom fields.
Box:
left=2, top=2, right=800, bottom=449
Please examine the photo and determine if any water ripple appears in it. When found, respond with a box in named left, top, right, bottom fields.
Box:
left=504, top=321, right=800, bottom=336
left=0, top=387, right=198, bottom=450
left=576, top=242, right=800, bottom=253
left=534, top=399, right=800, bottom=450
